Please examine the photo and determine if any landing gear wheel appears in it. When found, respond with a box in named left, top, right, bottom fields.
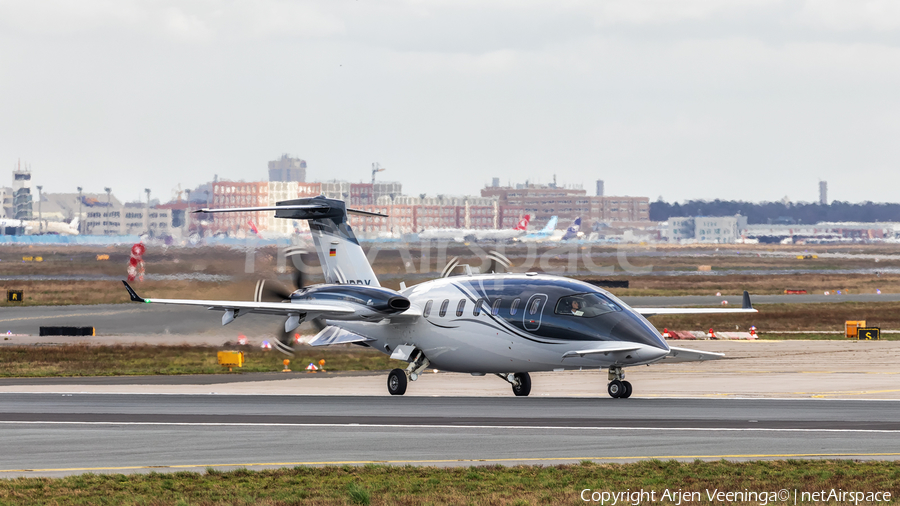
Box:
left=608, top=379, right=625, bottom=398
left=621, top=380, right=633, bottom=398
left=511, top=372, right=532, bottom=397
left=387, top=368, right=408, bottom=396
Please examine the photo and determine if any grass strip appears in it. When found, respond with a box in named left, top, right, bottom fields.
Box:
left=0, top=460, right=898, bottom=505
left=0, top=345, right=404, bottom=377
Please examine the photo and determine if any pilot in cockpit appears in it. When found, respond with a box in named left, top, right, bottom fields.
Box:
left=556, top=294, right=621, bottom=318
left=569, top=300, right=584, bottom=316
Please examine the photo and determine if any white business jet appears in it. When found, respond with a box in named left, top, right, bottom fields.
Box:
left=123, top=196, right=756, bottom=398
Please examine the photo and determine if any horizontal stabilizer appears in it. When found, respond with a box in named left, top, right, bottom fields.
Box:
left=194, top=205, right=387, bottom=218
left=663, top=346, right=725, bottom=363
left=307, top=326, right=374, bottom=347
left=563, top=346, right=641, bottom=358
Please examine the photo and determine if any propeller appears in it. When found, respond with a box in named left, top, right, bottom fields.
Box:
left=257, top=248, right=326, bottom=356
left=484, top=250, right=512, bottom=274
left=439, top=251, right=511, bottom=278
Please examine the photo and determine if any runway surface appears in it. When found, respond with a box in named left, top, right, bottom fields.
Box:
left=1, top=393, right=899, bottom=477
left=2, top=293, right=898, bottom=337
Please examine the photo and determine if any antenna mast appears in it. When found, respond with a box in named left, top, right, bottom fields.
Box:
left=371, top=163, right=386, bottom=185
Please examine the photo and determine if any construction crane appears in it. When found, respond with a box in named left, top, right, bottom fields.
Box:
left=371, top=163, right=386, bottom=185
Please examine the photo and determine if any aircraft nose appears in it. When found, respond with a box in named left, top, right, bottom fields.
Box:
left=609, top=315, right=669, bottom=351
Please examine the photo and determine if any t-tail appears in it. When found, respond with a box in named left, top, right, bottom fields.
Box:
left=196, top=196, right=382, bottom=286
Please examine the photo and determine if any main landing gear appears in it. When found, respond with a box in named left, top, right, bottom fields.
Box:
left=607, top=366, right=632, bottom=399
left=387, top=350, right=431, bottom=396
left=497, top=372, right=532, bottom=397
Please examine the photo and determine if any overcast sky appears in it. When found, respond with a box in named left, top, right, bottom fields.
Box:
left=2, top=0, right=899, bottom=204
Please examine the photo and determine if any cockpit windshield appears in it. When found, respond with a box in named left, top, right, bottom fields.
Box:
left=554, top=293, right=622, bottom=318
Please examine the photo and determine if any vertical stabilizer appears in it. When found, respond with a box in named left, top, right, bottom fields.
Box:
left=540, top=216, right=558, bottom=234
left=274, top=197, right=380, bottom=286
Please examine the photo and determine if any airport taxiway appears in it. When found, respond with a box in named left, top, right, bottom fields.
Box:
left=2, top=340, right=899, bottom=399
left=2, top=300, right=900, bottom=477
left=1, top=394, right=899, bottom=478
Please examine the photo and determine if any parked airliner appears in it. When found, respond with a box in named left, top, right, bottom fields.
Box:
left=515, top=216, right=558, bottom=242
left=418, top=215, right=530, bottom=242
left=123, top=197, right=756, bottom=398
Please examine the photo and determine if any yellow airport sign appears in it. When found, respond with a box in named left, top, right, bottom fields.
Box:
left=217, top=350, right=244, bottom=372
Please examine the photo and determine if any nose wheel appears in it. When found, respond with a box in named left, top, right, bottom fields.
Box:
left=607, top=379, right=632, bottom=398
left=607, top=366, right=633, bottom=398
left=497, top=372, right=532, bottom=396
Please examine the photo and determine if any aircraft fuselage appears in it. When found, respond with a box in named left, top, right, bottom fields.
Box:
left=334, top=273, right=670, bottom=373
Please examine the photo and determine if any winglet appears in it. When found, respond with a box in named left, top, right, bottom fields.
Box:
left=742, top=290, right=752, bottom=310
left=122, top=281, right=146, bottom=303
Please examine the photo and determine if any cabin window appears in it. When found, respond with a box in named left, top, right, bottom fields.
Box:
left=456, top=299, right=466, bottom=317
left=439, top=299, right=449, bottom=317
left=423, top=300, right=433, bottom=317
left=509, top=298, right=520, bottom=316
left=529, top=299, right=541, bottom=315
left=473, top=298, right=484, bottom=316
left=491, top=299, right=502, bottom=316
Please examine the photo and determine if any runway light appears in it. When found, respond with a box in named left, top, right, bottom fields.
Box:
left=306, top=362, right=318, bottom=373
left=261, top=340, right=272, bottom=350
left=237, top=335, right=248, bottom=346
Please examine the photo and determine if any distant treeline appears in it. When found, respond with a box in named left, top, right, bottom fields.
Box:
left=649, top=200, right=900, bottom=225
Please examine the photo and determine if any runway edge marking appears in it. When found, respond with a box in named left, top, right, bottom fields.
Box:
left=4, top=452, right=900, bottom=474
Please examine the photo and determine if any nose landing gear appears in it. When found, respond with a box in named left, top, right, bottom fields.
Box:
left=497, top=372, right=532, bottom=396
left=607, top=366, right=632, bottom=398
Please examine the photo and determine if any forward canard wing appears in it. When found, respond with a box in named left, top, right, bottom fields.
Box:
left=634, top=291, right=758, bottom=317
left=562, top=346, right=641, bottom=358
left=663, top=346, right=725, bottom=363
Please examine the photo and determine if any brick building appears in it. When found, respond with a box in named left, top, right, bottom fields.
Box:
left=481, top=184, right=649, bottom=223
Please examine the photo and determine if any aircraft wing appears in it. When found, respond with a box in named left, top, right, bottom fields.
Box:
left=562, top=346, right=641, bottom=358
left=383, top=304, right=424, bottom=321
left=122, top=281, right=355, bottom=318
left=662, top=346, right=725, bottom=363
left=634, top=291, right=758, bottom=317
